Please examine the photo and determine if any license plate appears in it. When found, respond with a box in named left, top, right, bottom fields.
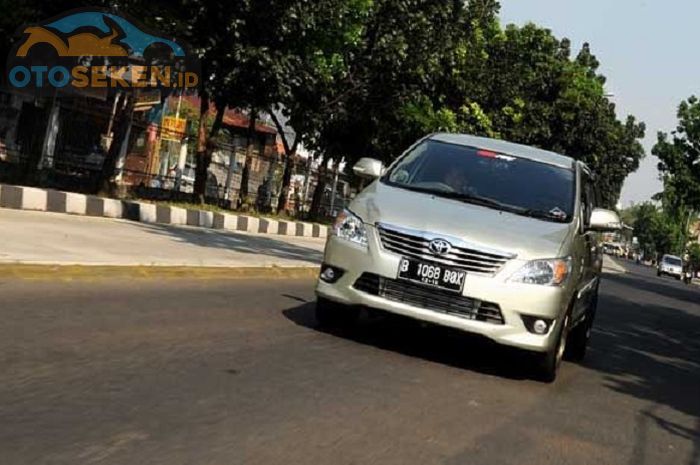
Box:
left=397, top=258, right=466, bottom=293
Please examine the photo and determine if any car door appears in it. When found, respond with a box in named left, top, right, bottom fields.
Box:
left=573, top=168, right=599, bottom=323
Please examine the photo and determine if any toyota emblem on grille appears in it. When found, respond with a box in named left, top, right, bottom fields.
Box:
left=428, top=239, right=452, bottom=256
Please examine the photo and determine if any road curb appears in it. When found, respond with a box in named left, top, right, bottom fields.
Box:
left=0, top=264, right=320, bottom=280
left=0, top=182, right=330, bottom=239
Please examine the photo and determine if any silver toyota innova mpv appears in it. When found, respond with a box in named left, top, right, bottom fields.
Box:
left=315, top=133, right=622, bottom=381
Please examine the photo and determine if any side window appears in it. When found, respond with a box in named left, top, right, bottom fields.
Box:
left=589, top=179, right=599, bottom=211
left=580, top=171, right=594, bottom=229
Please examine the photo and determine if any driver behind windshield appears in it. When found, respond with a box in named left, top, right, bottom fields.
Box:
left=443, top=169, right=469, bottom=193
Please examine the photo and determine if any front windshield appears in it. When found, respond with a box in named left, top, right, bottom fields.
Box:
left=384, top=139, right=575, bottom=222
left=665, top=257, right=682, bottom=266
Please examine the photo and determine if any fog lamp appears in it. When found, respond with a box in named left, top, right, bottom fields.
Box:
left=533, top=319, right=549, bottom=335
left=521, top=315, right=553, bottom=335
left=320, top=264, right=344, bottom=283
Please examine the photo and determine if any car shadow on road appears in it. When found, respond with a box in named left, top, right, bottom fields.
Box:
left=283, top=302, right=540, bottom=382
left=128, top=221, right=324, bottom=264
left=285, top=271, right=700, bottom=464
left=590, top=278, right=700, bottom=465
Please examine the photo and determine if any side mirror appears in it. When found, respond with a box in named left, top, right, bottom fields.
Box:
left=588, top=208, right=622, bottom=232
left=353, top=158, right=384, bottom=179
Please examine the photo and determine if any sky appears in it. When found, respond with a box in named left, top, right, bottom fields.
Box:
left=499, top=0, right=699, bottom=207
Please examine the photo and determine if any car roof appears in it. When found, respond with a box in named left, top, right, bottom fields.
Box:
left=429, top=133, right=576, bottom=170
left=663, top=254, right=682, bottom=260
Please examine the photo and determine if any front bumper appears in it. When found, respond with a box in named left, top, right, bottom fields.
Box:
left=660, top=268, right=682, bottom=277
left=316, top=226, right=574, bottom=353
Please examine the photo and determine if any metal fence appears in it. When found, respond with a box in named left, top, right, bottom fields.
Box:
left=0, top=89, right=353, bottom=220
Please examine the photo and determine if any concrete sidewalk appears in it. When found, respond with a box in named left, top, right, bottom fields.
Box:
left=0, top=208, right=324, bottom=268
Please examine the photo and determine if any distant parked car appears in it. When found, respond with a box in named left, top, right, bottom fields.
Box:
left=603, top=243, right=624, bottom=257
left=657, top=254, right=683, bottom=280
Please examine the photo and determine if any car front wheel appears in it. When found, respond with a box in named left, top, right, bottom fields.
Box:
left=535, top=312, right=570, bottom=383
left=566, top=288, right=599, bottom=362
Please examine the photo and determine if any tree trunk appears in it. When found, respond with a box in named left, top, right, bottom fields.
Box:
left=268, top=111, right=300, bottom=215
left=238, top=109, right=257, bottom=209
left=193, top=94, right=225, bottom=204
left=193, top=93, right=210, bottom=204
left=309, top=155, right=330, bottom=219
left=276, top=151, right=295, bottom=214
left=98, top=93, right=133, bottom=196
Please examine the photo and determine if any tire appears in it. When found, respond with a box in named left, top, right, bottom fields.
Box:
left=566, top=288, right=598, bottom=362
left=315, top=297, right=360, bottom=328
left=535, top=312, right=570, bottom=383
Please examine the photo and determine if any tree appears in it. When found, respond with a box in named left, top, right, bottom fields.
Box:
left=472, top=26, right=645, bottom=208
left=0, top=0, right=111, bottom=82
left=0, top=0, right=216, bottom=194
left=304, top=0, right=476, bottom=217
left=305, top=13, right=645, bottom=214
left=0, top=0, right=115, bottom=184
left=688, top=242, right=700, bottom=271
left=654, top=96, right=700, bottom=211
left=112, top=0, right=246, bottom=202
left=2, top=0, right=649, bottom=215
left=267, top=0, right=373, bottom=213
left=623, top=202, right=686, bottom=259
left=148, top=0, right=373, bottom=208
left=652, top=96, right=700, bottom=253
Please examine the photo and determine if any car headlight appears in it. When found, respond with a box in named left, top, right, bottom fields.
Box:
left=509, top=257, right=572, bottom=286
left=332, top=209, right=368, bottom=247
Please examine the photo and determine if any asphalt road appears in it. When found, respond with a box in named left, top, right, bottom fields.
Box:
left=1, top=263, right=699, bottom=465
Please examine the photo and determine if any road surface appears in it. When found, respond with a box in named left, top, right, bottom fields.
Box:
left=1, top=262, right=698, bottom=464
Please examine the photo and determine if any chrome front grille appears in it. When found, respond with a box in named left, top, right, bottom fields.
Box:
left=376, top=224, right=515, bottom=275
left=353, top=273, right=505, bottom=325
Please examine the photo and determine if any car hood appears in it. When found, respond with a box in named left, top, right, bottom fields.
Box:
left=350, top=181, right=574, bottom=260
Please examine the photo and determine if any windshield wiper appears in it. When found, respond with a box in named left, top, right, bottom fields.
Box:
left=519, top=209, right=569, bottom=222
left=440, top=192, right=570, bottom=222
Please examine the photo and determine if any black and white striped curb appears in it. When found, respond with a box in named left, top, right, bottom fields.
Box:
left=0, top=183, right=328, bottom=239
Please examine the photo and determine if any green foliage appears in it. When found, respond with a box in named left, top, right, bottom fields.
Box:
left=623, top=202, right=688, bottom=258
left=469, top=25, right=644, bottom=208
left=1, top=0, right=648, bottom=212
left=400, top=97, right=496, bottom=138
left=651, top=96, right=700, bottom=255
left=653, top=96, right=700, bottom=212
left=688, top=242, right=700, bottom=269
left=308, top=0, right=488, bottom=164
left=305, top=8, right=645, bottom=208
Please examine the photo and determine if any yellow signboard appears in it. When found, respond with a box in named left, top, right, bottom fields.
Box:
left=162, top=116, right=187, bottom=141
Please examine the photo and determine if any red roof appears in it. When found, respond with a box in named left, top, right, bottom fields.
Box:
left=222, top=112, right=276, bottom=135
left=175, top=95, right=277, bottom=135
